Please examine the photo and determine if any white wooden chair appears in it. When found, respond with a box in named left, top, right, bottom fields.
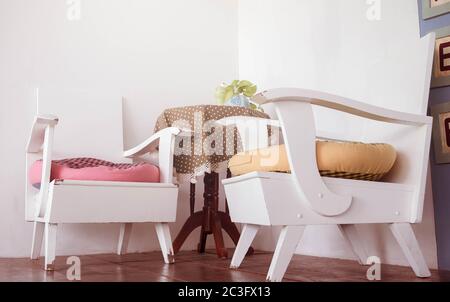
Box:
left=26, top=93, right=179, bottom=270
left=219, top=30, right=436, bottom=281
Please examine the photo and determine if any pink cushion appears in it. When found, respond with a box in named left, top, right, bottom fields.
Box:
left=29, top=158, right=160, bottom=187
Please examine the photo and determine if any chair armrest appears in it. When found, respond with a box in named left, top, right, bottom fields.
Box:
left=123, top=127, right=181, bottom=158
left=26, top=115, right=59, bottom=153
left=216, top=117, right=281, bottom=151
left=26, top=114, right=58, bottom=218
left=252, top=88, right=432, bottom=126
left=124, top=127, right=181, bottom=183
left=247, top=88, right=432, bottom=217
left=216, top=116, right=281, bottom=127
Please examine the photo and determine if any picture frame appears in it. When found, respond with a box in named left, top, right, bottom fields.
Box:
left=422, top=0, right=450, bottom=20
left=431, top=25, right=450, bottom=88
left=431, top=101, right=450, bottom=164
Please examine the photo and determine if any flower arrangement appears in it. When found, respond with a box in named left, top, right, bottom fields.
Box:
left=215, top=80, right=262, bottom=111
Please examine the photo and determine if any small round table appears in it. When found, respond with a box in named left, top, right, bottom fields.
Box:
left=154, top=104, right=269, bottom=258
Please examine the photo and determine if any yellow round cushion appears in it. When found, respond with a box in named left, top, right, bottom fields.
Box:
left=228, top=141, right=397, bottom=181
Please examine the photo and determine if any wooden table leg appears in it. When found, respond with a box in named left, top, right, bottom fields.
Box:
left=173, top=171, right=253, bottom=258
left=212, top=211, right=228, bottom=258
left=190, top=182, right=195, bottom=215
left=200, top=172, right=228, bottom=258
left=173, top=178, right=202, bottom=253
left=172, top=211, right=203, bottom=254
left=197, top=228, right=208, bottom=253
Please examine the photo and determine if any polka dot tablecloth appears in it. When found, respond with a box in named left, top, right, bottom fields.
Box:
left=154, top=105, right=269, bottom=180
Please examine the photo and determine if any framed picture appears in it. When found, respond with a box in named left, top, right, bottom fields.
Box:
left=431, top=25, right=450, bottom=88
left=431, top=101, right=450, bottom=164
left=422, top=0, right=450, bottom=19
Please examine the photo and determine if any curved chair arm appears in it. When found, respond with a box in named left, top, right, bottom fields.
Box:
left=276, top=101, right=353, bottom=217
left=216, top=117, right=281, bottom=152
left=218, top=112, right=352, bottom=216
left=249, top=88, right=432, bottom=217
left=124, top=127, right=181, bottom=183
left=123, top=127, right=180, bottom=158
left=252, top=88, right=432, bottom=126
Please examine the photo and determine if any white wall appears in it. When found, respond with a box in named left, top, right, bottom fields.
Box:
left=0, top=0, right=238, bottom=257
left=0, top=0, right=438, bottom=270
left=239, top=0, right=438, bottom=268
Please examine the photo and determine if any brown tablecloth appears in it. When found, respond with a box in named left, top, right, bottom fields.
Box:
left=154, top=105, right=269, bottom=177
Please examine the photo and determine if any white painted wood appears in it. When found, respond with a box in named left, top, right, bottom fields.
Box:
left=26, top=115, right=59, bottom=153
left=223, top=177, right=272, bottom=225
left=30, top=221, right=44, bottom=259
left=25, top=153, right=40, bottom=221
left=252, top=88, right=432, bottom=126
left=217, top=116, right=281, bottom=128
left=419, top=32, right=437, bottom=115
left=25, top=96, right=179, bottom=269
left=217, top=117, right=281, bottom=151
left=123, top=127, right=180, bottom=158
left=124, top=127, right=180, bottom=183
left=237, top=122, right=267, bottom=151
left=25, top=114, right=59, bottom=221
left=36, top=125, right=55, bottom=218
left=46, top=181, right=178, bottom=223
left=267, top=225, right=305, bottom=282
left=230, top=224, right=260, bottom=268
left=390, top=223, right=431, bottom=278
left=222, top=87, right=433, bottom=279
left=410, top=124, right=433, bottom=223
left=53, top=179, right=176, bottom=188
left=117, top=223, right=133, bottom=255
left=156, top=129, right=177, bottom=184
left=224, top=172, right=414, bottom=225
left=44, top=223, right=57, bottom=271
left=276, top=101, right=353, bottom=217
left=229, top=1, right=436, bottom=280
left=258, top=89, right=432, bottom=225
left=338, top=224, right=369, bottom=265
left=155, top=222, right=175, bottom=264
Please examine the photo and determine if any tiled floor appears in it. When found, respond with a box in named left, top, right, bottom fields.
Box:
left=1, top=250, right=449, bottom=282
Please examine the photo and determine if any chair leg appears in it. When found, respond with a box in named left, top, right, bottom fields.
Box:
left=44, top=223, right=57, bottom=271
left=155, top=223, right=175, bottom=264
left=31, top=222, right=45, bottom=260
left=338, top=224, right=369, bottom=265
left=117, top=223, right=133, bottom=255
left=389, top=223, right=431, bottom=278
left=267, top=225, right=305, bottom=282
left=230, top=224, right=259, bottom=269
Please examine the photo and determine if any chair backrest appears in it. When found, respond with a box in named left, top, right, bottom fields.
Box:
left=25, top=88, right=125, bottom=220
